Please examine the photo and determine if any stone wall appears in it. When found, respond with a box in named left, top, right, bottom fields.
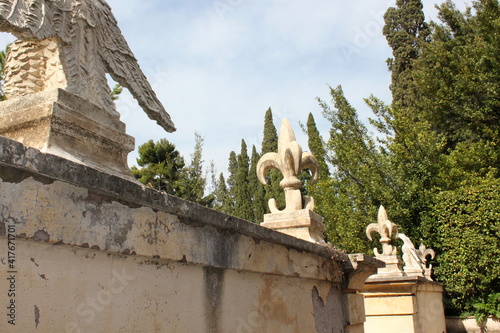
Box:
left=0, top=136, right=377, bottom=332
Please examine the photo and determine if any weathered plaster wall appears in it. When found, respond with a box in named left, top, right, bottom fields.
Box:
left=0, top=136, right=364, bottom=332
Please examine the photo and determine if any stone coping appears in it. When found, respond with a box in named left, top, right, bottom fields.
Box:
left=0, top=135, right=338, bottom=260
left=365, top=274, right=443, bottom=286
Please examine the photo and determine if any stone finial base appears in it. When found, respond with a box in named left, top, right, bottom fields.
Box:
left=0, top=89, right=135, bottom=180
left=261, top=209, right=326, bottom=244
left=371, top=255, right=404, bottom=277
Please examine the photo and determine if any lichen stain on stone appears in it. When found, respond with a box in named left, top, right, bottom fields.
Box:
left=32, top=229, right=50, bottom=242
left=86, top=191, right=114, bottom=206
left=204, top=227, right=239, bottom=268
left=312, top=285, right=345, bottom=333
left=203, top=266, right=225, bottom=333
left=0, top=165, right=55, bottom=185
left=113, top=218, right=134, bottom=246
left=34, top=305, right=40, bottom=328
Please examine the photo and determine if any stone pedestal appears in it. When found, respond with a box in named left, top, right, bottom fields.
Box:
left=0, top=88, right=135, bottom=180
left=261, top=209, right=325, bottom=244
left=362, top=276, right=446, bottom=333
left=371, top=254, right=404, bottom=277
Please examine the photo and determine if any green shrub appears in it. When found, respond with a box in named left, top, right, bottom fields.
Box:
left=471, top=293, right=500, bottom=325
left=424, top=178, right=500, bottom=315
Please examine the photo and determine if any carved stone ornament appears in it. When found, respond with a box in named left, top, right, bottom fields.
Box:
left=257, top=118, right=319, bottom=213
left=365, top=206, right=436, bottom=279
left=397, top=233, right=424, bottom=276
left=366, top=206, right=399, bottom=257
left=257, top=119, right=325, bottom=244
left=418, top=243, right=436, bottom=280
left=365, top=206, right=403, bottom=276
left=397, top=233, right=436, bottom=279
left=0, top=0, right=175, bottom=133
left=0, top=0, right=176, bottom=180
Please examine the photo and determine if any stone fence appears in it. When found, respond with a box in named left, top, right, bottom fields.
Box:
left=0, top=136, right=380, bottom=332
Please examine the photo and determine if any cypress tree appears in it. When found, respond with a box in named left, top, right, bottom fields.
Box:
left=306, top=113, right=330, bottom=180
left=261, top=108, right=285, bottom=211
left=213, top=173, right=230, bottom=214
left=383, top=0, right=429, bottom=109
left=177, top=132, right=208, bottom=205
left=248, top=145, right=266, bottom=222
left=226, top=151, right=238, bottom=215
left=234, top=140, right=253, bottom=221
left=261, top=108, right=278, bottom=153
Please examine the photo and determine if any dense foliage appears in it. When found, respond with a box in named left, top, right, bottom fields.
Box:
left=0, top=45, right=8, bottom=101
left=131, top=133, right=212, bottom=206
left=314, top=0, right=499, bottom=316
left=424, top=178, right=500, bottom=315
left=302, top=0, right=500, bottom=316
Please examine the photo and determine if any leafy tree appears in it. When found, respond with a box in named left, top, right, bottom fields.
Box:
left=316, top=86, right=391, bottom=253
left=370, top=0, right=443, bottom=241
left=316, top=0, right=500, bottom=316
left=0, top=44, right=9, bottom=101
left=413, top=1, right=500, bottom=316
left=131, top=134, right=212, bottom=206
left=177, top=132, right=213, bottom=205
left=110, top=83, right=123, bottom=101
left=413, top=0, right=500, bottom=183
left=423, top=178, right=500, bottom=316
left=131, top=139, right=185, bottom=194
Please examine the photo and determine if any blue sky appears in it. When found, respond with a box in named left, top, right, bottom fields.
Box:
left=0, top=0, right=470, bottom=179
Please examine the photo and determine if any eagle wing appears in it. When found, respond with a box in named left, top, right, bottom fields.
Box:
left=0, top=0, right=176, bottom=133
left=0, top=0, right=71, bottom=41
left=93, top=0, right=176, bottom=133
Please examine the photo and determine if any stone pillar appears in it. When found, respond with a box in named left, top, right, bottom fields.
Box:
left=256, top=118, right=326, bottom=244
left=363, top=276, right=446, bottom=333
left=0, top=88, right=135, bottom=180
left=362, top=206, right=446, bottom=333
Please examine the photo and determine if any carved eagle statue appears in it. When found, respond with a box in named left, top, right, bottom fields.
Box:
left=0, top=0, right=176, bottom=133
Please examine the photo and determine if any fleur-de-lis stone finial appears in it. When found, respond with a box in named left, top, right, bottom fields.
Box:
left=418, top=242, right=436, bottom=280
left=366, top=206, right=399, bottom=257
left=257, top=118, right=319, bottom=213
